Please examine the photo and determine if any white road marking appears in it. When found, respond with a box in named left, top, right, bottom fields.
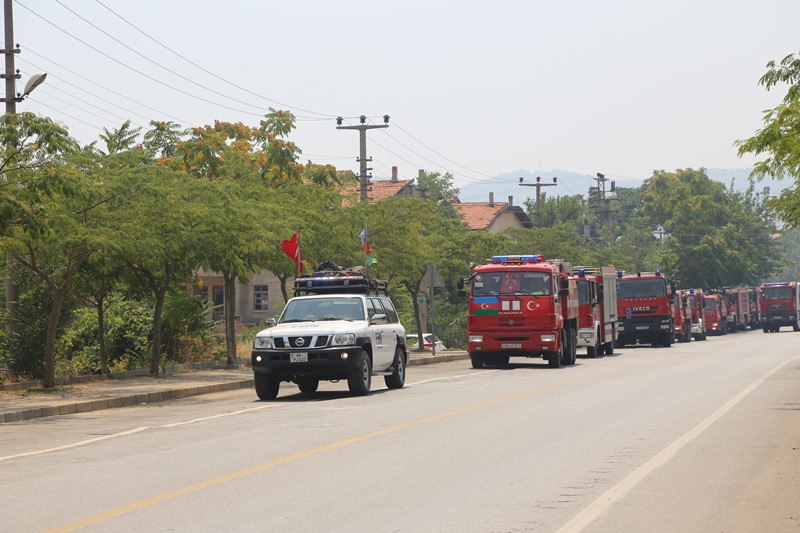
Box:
left=556, top=353, right=800, bottom=533
left=0, top=404, right=279, bottom=462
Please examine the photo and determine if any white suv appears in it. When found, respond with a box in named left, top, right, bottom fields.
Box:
left=251, top=269, right=407, bottom=400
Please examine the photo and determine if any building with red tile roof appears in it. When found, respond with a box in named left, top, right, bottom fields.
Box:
left=452, top=192, right=533, bottom=232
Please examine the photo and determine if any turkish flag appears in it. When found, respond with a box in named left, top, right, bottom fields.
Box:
left=281, top=232, right=302, bottom=272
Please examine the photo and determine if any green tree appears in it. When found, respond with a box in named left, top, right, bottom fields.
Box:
left=113, top=169, right=205, bottom=374
left=736, top=50, right=800, bottom=228
left=523, top=194, right=587, bottom=228
left=99, top=120, right=142, bottom=155
left=641, top=168, right=780, bottom=288
left=144, top=120, right=185, bottom=159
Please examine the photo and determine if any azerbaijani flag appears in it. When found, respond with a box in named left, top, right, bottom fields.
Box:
left=472, top=296, right=499, bottom=316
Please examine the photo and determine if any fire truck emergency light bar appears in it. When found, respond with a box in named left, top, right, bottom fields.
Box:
left=490, top=254, right=546, bottom=263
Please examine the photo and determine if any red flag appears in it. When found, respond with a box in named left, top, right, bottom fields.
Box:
left=281, top=231, right=303, bottom=273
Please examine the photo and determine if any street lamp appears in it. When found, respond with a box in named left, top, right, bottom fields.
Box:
left=20, top=71, right=46, bottom=99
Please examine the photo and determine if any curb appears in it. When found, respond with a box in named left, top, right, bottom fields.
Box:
left=1, top=352, right=470, bottom=424
left=1, top=379, right=255, bottom=424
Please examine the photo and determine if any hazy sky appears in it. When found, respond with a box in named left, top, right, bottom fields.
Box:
left=10, top=0, right=800, bottom=196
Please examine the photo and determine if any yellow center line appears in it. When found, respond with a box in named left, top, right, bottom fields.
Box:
left=46, top=351, right=698, bottom=533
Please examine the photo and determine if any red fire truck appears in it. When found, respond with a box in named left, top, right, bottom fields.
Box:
left=727, top=287, right=760, bottom=331
left=703, top=293, right=728, bottom=335
left=573, top=266, right=618, bottom=357
left=616, top=270, right=675, bottom=347
left=459, top=255, right=578, bottom=368
left=681, top=288, right=707, bottom=341
left=672, top=289, right=691, bottom=343
left=758, top=281, right=800, bottom=332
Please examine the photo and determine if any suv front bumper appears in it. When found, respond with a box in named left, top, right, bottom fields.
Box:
left=252, top=346, right=365, bottom=381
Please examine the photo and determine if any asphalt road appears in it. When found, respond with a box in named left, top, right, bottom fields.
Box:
left=1, top=329, right=798, bottom=533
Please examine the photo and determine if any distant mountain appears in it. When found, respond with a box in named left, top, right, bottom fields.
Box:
left=456, top=168, right=792, bottom=204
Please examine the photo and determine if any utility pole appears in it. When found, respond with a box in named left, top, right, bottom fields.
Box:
left=590, top=172, right=615, bottom=234
left=2, top=0, right=46, bottom=333
left=519, top=176, right=557, bottom=227
left=2, top=0, right=20, bottom=332
left=336, top=115, right=389, bottom=202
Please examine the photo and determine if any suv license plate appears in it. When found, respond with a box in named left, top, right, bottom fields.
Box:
left=501, top=343, right=522, bottom=349
left=290, top=352, right=308, bottom=363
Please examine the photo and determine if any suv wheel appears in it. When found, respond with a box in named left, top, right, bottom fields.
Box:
left=297, top=378, right=319, bottom=394
left=385, top=347, right=406, bottom=389
left=254, top=373, right=280, bottom=400
left=348, top=352, right=372, bottom=396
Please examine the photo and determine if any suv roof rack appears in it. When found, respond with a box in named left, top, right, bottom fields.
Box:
left=293, top=261, right=389, bottom=296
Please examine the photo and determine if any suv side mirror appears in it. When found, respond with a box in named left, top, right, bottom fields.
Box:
left=370, top=313, right=388, bottom=325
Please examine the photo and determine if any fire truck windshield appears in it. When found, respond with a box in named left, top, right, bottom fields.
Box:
left=473, top=271, right=551, bottom=296
left=577, top=280, right=590, bottom=305
left=762, top=287, right=792, bottom=300
left=617, top=278, right=667, bottom=298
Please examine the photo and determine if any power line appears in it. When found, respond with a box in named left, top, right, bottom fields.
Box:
left=19, top=50, right=194, bottom=125
left=16, top=4, right=550, bottom=188
left=16, top=2, right=268, bottom=117
left=94, top=0, right=339, bottom=121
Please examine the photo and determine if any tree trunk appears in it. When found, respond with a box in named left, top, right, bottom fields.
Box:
left=404, top=281, right=426, bottom=352
left=150, top=289, right=166, bottom=375
left=223, top=270, right=238, bottom=366
left=43, top=286, right=68, bottom=389
left=97, top=299, right=108, bottom=375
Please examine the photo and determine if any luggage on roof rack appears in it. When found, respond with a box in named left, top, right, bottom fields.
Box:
left=293, top=261, right=388, bottom=296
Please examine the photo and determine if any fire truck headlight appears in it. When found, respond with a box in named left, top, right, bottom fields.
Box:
left=541, top=334, right=556, bottom=342
left=468, top=335, right=483, bottom=343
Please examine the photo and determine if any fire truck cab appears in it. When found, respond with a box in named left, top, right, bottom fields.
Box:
left=460, top=255, right=578, bottom=369
left=616, top=270, right=675, bottom=347
left=672, top=289, right=692, bottom=343
left=703, top=293, right=728, bottom=335
left=572, top=266, right=618, bottom=357
left=759, top=281, right=800, bottom=332
left=682, top=288, right=707, bottom=341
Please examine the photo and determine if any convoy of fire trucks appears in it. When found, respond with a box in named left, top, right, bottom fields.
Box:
left=254, top=255, right=799, bottom=399
left=456, top=254, right=800, bottom=370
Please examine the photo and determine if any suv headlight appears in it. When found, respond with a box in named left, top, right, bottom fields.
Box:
left=254, top=336, right=273, bottom=349
left=331, top=333, right=355, bottom=346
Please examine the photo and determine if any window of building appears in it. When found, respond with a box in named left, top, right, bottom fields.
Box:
left=253, top=285, right=269, bottom=311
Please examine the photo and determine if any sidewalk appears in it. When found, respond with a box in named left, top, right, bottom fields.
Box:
left=0, top=350, right=468, bottom=424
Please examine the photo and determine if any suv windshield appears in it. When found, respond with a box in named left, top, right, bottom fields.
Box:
left=279, top=297, right=364, bottom=322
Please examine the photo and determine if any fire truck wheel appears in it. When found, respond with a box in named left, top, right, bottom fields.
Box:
left=587, top=343, right=598, bottom=358
left=568, top=331, right=577, bottom=364
left=549, top=331, right=565, bottom=368
left=602, top=341, right=614, bottom=355
left=470, top=353, right=485, bottom=369
left=794, top=320, right=800, bottom=332
left=495, top=355, right=510, bottom=367
left=663, top=331, right=673, bottom=347
left=347, top=352, right=372, bottom=396
left=587, top=330, right=600, bottom=358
